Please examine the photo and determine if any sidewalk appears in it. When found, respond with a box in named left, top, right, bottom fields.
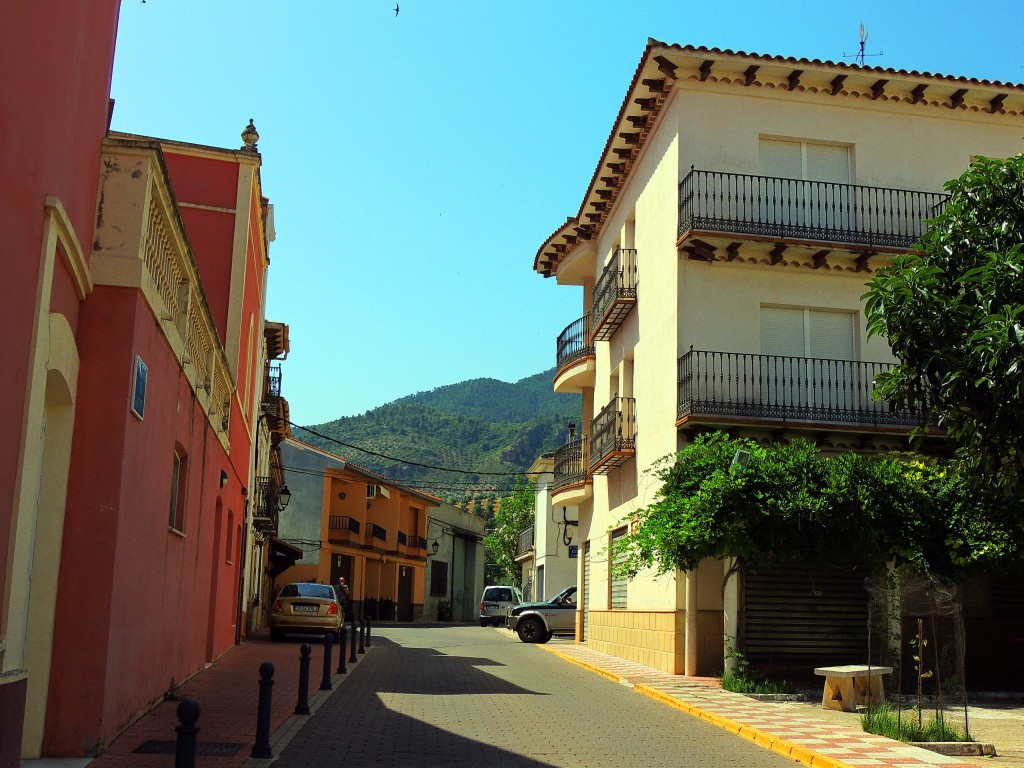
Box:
left=541, top=639, right=1024, bottom=768
left=23, top=626, right=1024, bottom=768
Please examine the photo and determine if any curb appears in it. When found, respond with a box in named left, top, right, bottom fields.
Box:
left=539, top=644, right=854, bottom=768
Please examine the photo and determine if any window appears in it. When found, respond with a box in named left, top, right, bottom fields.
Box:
left=168, top=447, right=188, bottom=532
left=761, top=307, right=857, bottom=409
left=366, top=484, right=378, bottom=499
left=430, top=561, right=449, bottom=597
left=131, top=355, right=148, bottom=419
left=610, top=527, right=627, bottom=609
left=760, top=138, right=852, bottom=229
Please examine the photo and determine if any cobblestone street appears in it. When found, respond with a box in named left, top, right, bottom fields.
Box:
left=267, top=625, right=796, bottom=768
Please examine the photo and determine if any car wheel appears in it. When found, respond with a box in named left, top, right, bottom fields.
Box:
left=269, top=628, right=284, bottom=641
left=480, top=619, right=488, bottom=627
left=516, top=617, right=545, bottom=643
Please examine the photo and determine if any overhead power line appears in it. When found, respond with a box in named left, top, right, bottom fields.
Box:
left=287, top=420, right=526, bottom=477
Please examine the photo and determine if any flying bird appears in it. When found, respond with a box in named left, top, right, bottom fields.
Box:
left=394, top=4, right=399, bottom=15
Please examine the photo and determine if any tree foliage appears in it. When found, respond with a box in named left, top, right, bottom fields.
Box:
left=616, top=434, right=1020, bottom=581
left=484, top=486, right=534, bottom=584
left=864, top=154, right=1024, bottom=491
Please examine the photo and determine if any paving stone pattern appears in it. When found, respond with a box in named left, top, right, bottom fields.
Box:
left=269, top=625, right=796, bottom=768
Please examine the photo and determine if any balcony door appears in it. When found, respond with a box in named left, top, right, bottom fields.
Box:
left=761, top=307, right=857, bottom=414
left=759, top=139, right=851, bottom=232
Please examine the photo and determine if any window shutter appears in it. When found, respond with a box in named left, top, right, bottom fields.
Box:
left=808, top=310, right=855, bottom=360
left=805, top=143, right=850, bottom=184
left=761, top=307, right=805, bottom=357
left=759, top=138, right=802, bottom=179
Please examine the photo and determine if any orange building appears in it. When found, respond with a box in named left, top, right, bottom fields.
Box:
left=275, top=439, right=439, bottom=623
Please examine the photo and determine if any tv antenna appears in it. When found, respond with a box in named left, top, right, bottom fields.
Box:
left=843, top=23, right=883, bottom=66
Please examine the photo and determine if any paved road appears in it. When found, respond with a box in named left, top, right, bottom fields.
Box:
left=271, top=625, right=797, bottom=768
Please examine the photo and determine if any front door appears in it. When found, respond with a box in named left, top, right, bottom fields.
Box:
left=397, top=565, right=414, bottom=621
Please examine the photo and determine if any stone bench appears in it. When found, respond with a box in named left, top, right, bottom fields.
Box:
left=813, top=665, right=893, bottom=712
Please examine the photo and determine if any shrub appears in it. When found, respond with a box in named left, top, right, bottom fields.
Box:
left=860, top=704, right=971, bottom=743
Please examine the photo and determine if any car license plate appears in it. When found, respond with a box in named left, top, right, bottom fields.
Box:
left=293, top=605, right=318, bottom=613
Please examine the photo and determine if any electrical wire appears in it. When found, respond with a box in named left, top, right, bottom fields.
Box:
left=271, top=463, right=528, bottom=496
left=288, top=420, right=526, bottom=477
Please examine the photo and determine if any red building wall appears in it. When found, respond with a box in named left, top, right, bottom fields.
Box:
left=0, top=3, right=121, bottom=765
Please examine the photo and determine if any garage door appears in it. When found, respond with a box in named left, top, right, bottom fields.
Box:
left=742, top=564, right=869, bottom=667
left=582, top=541, right=591, bottom=641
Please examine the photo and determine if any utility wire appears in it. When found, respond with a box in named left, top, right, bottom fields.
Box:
left=288, top=420, right=527, bottom=477
left=273, top=463, right=526, bottom=493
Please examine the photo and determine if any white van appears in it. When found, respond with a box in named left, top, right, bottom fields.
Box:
left=479, top=585, right=523, bottom=626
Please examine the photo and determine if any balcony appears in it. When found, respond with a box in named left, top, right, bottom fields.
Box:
left=552, top=435, right=593, bottom=506
left=252, top=476, right=281, bottom=537
left=591, top=248, right=637, bottom=342
left=676, top=349, right=928, bottom=432
left=678, top=169, right=947, bottom=252
left=554, top=315, right=596, bottom=392
left=363, top=523, right=387, bottom=552
left=261, top=363, right=290, bottom=444
left=328, top=515, right=360, bottom=545
left=397, top=531, right=424, bottom=557
left=590, top=397, right=636, bottom=474
left=516, top=526, right=534, bottom=562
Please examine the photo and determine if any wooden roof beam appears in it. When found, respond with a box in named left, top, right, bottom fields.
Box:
left=726, top=242, right=742, bottom=262
left=573, top=226, right=592, bottom=240
left=787, top=69, right=803, bottom=91
left=634, top=97, right=657, bottom=111
left=743, top=65, right=759, bottom=86
left=641, top=77, right=667, bottom=93
left=612, top=147, right=634, bottom=159
left=871, top=79, right=888, bottom=100
left=626, top=114, right=649, bottom=129
left=812, top=249, right=831, bottom=269
left=619, top=132, right=641, bottom=144
left=990, top=93, right=1008, bottom=113
left=595, top=189, right=613, bottom=200
left=699, top=60, right=713, bottom=81
left=911, top=83, right=928, bottom=104
left=606, top=162, right=626, bottom=174
left=769, top=244, right=787, bottom=265
left=949, top=88, right=968, bottom=109
left=830, top=74, right=847, bottom=95
left=600, top=176, right=620, bottom=187
left=855, top=252, right=876, bottom=272
left=653, top=55, right=678, bottom=81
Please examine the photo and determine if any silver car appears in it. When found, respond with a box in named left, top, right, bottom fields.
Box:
left=479, top=585, right=522, bottom=626
left=506, top=585, right=577, bottom=643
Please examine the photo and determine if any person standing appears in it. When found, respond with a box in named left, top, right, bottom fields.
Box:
left=336, top=576, right=352, bottom=624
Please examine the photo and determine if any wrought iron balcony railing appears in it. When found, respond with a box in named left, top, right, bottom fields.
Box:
left=678, top=169, right=948, bottom=250
left=556, top=315, right=595, bottom=372
left=553, top=435, right=591, bottom=491
left=677, top=349, right=927, bottom=427
left=329, top=515, right=360, bottom=536
left=253, top=476, right=280, bottom=536
left=265, top=363, right=282, bottom=400
left=590, top=397, right=637, bottom=473
left=591, top=248, right=637, bottom=341
left=517, top=526, right=534, bottom=557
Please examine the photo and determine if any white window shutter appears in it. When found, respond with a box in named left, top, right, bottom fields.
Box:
left=805, top=143, right=850, bottom=184
left=761, top=306, right=806, bottom=357
left=759, top=138, right=803, bottom=179
left=808, top=310, right=855, bottom=360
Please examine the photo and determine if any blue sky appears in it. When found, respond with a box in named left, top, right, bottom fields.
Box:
left=110, top=0, right=1023, bottom=425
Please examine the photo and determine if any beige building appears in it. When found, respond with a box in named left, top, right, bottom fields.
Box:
left=534, top=40, right=1024, bottom=676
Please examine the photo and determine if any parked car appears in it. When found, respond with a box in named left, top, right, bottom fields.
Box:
left=479, top=585, right=523, bottom=627
left=269, top=582, right=342, bottom=641
left=507, top=585, right=577, bottom=643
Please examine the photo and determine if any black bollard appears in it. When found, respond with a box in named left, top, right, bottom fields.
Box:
left=295, top=644, right=311, bottom=715
left=357, top=620, right=365, bottom=654
left=174, top=698, right=200, bottom=768
left=320, top=632, right=334, bottom=691
left=251, top=662, right=275, bottom=759
left=336, top=627, right=347, bottom=675
left=365, top=617, right=372, bottom=648
left=349, top=621, right=358, bottom=664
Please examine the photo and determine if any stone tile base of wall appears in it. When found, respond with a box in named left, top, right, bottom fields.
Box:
left=586, top=610, right=685, bottom=673
left=585, top=610, right=725, bottom=676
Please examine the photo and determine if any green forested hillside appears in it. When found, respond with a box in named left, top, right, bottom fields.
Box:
left=295, top=369, right=579, bottom=507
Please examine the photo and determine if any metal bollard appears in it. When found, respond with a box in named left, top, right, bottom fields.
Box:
left=365, top=617, right=372, bottom=648
left=320, top=633, right=334, bottom=691
left=174, top=698, right=200, bottom=768
left=349, top=621, right=358, bottom=664
left=358, top=620, right=365, bottom=654
left=250, top=662, right=275, bottom=759
left=336, top=627, right=347, bottom=674
left=295, top=644, right=311, bottom=715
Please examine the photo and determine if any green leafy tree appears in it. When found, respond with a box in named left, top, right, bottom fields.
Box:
left=484, top=486, right=534, bottom=584
left=616, top=433, right=1020, bottom=581
left=863, top=154, right=1024, bottom=492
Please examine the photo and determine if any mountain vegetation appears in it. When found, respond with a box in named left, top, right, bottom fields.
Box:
left=295, top=369, right=579, bottom=511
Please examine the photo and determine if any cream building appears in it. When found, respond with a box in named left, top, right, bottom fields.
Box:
left=534, top=40, right=1024, bottom=676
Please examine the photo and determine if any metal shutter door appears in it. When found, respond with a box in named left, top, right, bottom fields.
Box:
left=582, top=542, right=591, bottom=641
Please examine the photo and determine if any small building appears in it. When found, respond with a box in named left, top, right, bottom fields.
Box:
left=276, top=438, right=440, bottom=622
left=517, top=455, right=580, bottom=607
left=424, top=503, right=486, bottom=622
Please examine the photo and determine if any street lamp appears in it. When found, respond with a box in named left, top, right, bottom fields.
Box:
left=431, top=539, right=440, bottom=556
left=278, top=484, right=292, bottom=510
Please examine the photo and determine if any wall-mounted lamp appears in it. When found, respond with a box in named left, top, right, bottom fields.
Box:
left=278, top=484, right=292, bottom=509
left=220, top=470, right=229, bottom=488
left=338, top=491, right=347, bottom=500
left=561, top=506, right=579, bottom=547
left=431, top=539, right=440, bottom=556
